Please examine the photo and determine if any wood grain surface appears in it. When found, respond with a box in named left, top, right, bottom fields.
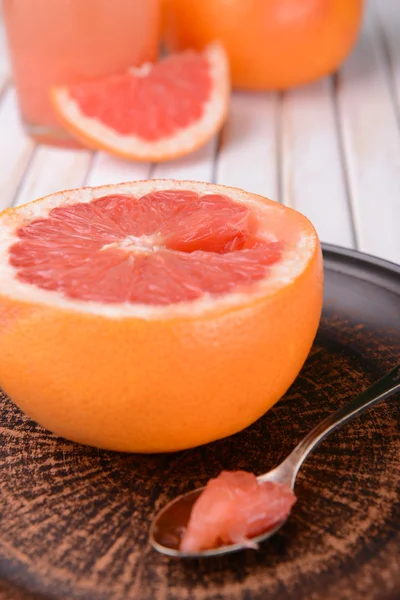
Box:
left=0, top=252, right=399, bottom=600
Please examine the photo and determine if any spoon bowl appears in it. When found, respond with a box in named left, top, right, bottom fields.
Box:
left=150, top=478, right=288, bottom=558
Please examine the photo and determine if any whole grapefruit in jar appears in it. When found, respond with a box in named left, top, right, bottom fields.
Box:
left=163, top=0, right=365, bottom=90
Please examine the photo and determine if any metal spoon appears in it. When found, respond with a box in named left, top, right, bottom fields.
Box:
left=150, top=363, right=400, bottom=558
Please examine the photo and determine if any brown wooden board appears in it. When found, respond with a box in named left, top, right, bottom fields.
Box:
left=0, top=244, right=399, bottom=600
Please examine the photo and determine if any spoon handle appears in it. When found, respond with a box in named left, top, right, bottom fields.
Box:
left=272, top=363, right=400, bottom=486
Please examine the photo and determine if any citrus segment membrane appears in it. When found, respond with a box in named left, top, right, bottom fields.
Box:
left=69, top=52, right=212, bottom=141
left=9, top=191, right=282, bottom=306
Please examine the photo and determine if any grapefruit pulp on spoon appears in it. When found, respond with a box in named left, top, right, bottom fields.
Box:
left=51, top=44, right=229, bottom=162
left=180, top=471, right=297, bottom=552
left=0, top=180, right=323, bottom=453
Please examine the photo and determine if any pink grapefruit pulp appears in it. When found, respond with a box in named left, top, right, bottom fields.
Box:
left=9, top=190, right=282, bottom=306
left=180, top=471, right=296, bottom=552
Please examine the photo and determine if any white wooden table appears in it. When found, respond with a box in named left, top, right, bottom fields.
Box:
left=1, top=0, right=399, bottom=265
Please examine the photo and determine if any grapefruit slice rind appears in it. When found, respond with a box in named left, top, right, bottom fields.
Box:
left=0, top=180, right=317, bottom=319
left=51, top=44, right=230, bottom=162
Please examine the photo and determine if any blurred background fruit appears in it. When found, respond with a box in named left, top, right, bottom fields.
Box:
left=163, top=0, right=364, bottom=90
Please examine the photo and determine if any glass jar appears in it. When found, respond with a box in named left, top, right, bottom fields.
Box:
left=2, top=0, right=160, bottom=146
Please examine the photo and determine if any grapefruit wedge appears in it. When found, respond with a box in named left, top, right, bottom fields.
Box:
left=0, top=180, right=323, bottom=453
left=51, top=44, right=229, bottom=162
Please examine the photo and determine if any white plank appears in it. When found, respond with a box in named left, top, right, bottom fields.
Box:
left=375, top=0, right=400, bottom=111
left=215, top=92, right=278, bottom=199
left=281, top=77, right=354, bottom=248
left=14, top=146, right=92, bottom=207
left=336, top=6, right=400, bottom=264
left=0, top=87, right=34, bottom=210
left=86, top=152, right=151, bottom=187
left=152, top=138, right=216, bottom=182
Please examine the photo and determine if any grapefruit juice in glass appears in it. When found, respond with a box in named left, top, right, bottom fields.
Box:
left=2, top=0, right=160, bottom=146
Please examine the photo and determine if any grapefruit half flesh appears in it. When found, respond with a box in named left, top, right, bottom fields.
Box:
left=180, top=471, right=296, bottom=552
left=51, top=44, right=229, bottom=162
left=0, top=180, right=323, bottom=452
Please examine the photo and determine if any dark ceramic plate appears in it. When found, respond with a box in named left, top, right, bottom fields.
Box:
left=0, top=245, right=399, bottom=600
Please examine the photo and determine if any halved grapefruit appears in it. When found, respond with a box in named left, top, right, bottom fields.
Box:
left=51, top=44, right=229, bottom=162
left=180, top=471, right=296, bottom=552
left=0, top=180, right=323, bottom=453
